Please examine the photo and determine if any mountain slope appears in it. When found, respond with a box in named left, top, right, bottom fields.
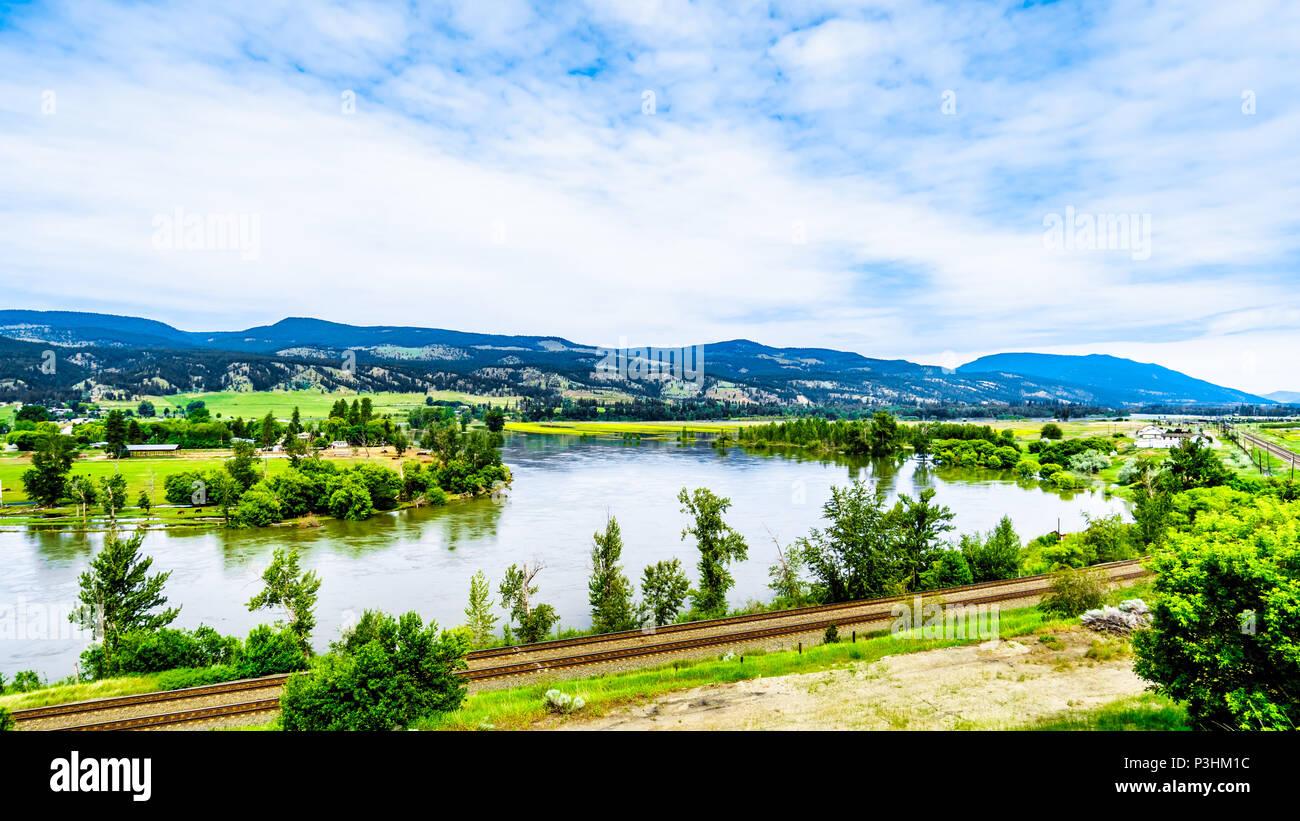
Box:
left=0, top=310, right=1274, bottom=408
left=958, top=352, right=1271, bottom=405
left=1265, top=390, right=1300, bottom=404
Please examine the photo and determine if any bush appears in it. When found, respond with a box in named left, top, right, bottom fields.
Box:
left=1068, top=450, right=1110, bottom=474
left=823, top=623, right=839, bottom=644
left=327, top=475, right=374, bottom=520
left=0, top=706, right=13, bottom=731
left=237, top=625, right=309, bottom=679
left=235, top=481, right=283, bottom=527
left=1133, top=495, right=1300, bottom=730
left=279, top=611, right=468, bottom=731
left=1038, top=567, right=1107, bottom=617
left=1041, top=423, right=1064, bottom=440
left=82, top=625, right=240, bottom=678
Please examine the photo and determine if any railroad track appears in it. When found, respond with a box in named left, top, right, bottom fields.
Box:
left=12, top=559, right=1147, bottom=730
left=1237, top=430, right=1300, bottom=472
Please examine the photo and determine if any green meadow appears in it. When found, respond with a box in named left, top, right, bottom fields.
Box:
left=99, top=389, right=516, bottom=421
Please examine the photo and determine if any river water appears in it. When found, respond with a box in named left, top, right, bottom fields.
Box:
left=0, top=434, right=1128, bottom=679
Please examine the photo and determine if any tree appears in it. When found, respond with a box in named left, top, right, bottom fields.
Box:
left=103, top=409, right=128, bottom=457
left=247, top=547, right=321, bottom=655
left=136, top=490, right=152, bottom=513
left=289, top=406, right=302, bottom=435
left=1040, top=422, right=1064, bottom=440
left=919, top=549, right=973, bottom=589
left=21, top=433, right=76, bottom=507
left=99, top=473, right=128, bottom=523
left=678, top=487, right=749, bottom=617
left=1165, top=438, right=1231, bottom=491
left=484, top=409, right=506, bottom=433
left=226, top=440, right=261, bottom=491
left=68, top=474, right=98, bottom=525
left=869, top=410, right=901, bottom=457
left=588, top=516, right=638, bottom=634
left=283, top=429, right=308, bottom=466
left=962, top=515, right=1022, bottom=582
left=797, top=480, right=896, bottom=603
left=767, top=532, right=807, bottom=607
left=1133, top=495, right=1300, bottom=729
left=498, top=562, right=559, bottom=644
left=137, top=400, right=156, bottom=418
left=280, top=611, right=468, bottom=731
left=640, top=559, right=690, bottom=626
left=73, top=529, right=179, bottom=672
left=258, top=411, right=279, bottom=449
left=463, top=570, right=498, bottom=647
left=886, top=488, right=955, bottom=592
left=391, top=427, right=408, bottom=457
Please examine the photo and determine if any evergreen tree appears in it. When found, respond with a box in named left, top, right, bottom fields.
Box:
left=588, top=516, right=638, bottom=634
left=103, top=409, right=128, bottom=458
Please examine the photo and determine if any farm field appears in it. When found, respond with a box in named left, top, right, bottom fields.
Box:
left=0, top=449, right=417, bottom=508
left=98, top=389, right=516, bottom=421
left=503, top=419, right=755, bottom=437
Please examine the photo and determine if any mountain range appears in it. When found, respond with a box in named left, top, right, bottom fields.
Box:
left=0, top=309, right=1279, bottom=408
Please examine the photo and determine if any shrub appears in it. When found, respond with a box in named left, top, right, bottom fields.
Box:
left=279, top=611, right=468, bottom=731
left=1068, top=450, right=1110, bottom=474
left=1134, top=495, right=1300, bottom=730
left=823, top=623, right=839, bottom=644
left=1041, top=423, right=1064, bottom=440
left=1014, top=459, right=1039, bottom=479
left=154, top=665, right=240, bottom=690
left=545, top=688, right=586, bottom=714
left=327, top=475, right=374, bottom=520
left=0, top=706, right=14, bottom=731
left=237, top=625, right=309, bottom=679
left=235, top=481, right=283, bottom=527
left=1038, top=567, right=1107, bottom=617
left=83, top=625, right=239, bottom=678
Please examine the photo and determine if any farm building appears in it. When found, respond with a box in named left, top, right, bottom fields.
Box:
left=124, top=444, right=180, bottom=456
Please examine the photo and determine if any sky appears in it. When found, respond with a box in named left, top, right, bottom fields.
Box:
left=0, top=0, right=1297, bottom=395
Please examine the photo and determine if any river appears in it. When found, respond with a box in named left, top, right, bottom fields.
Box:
left=0, top=434, right=1128, bottom=679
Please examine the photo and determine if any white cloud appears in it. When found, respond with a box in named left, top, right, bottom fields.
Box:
left=0, top=0, right=1296, bottom=395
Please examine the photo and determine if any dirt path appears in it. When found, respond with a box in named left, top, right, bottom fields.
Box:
left=556, top=629, right=1145, bottom=731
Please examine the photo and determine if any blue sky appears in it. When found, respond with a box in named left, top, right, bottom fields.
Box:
left=1, top=0, right=1297, bottom=393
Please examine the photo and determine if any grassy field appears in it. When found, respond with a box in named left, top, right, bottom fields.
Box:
left=504, top=420, right=751, bottom=437
left=0, top=450, right=415, bottom=508
left=1008, top=692, right=1188, bottom=730
left=420, top=583, right=1154, bottom=730
left=99, top=389, right=516, bottom=421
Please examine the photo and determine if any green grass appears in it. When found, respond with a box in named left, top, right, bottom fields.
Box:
left=0, top=673, right=171, bottom=711
left=418, top=604, right=1090, bottom=731
left=99, top=389, right=516, bottom=422
left=504, top=420, right=749, bottom=437
left=1009, top=693, right=1188, bottom=730
left=0, top=451, right=413, bottom=508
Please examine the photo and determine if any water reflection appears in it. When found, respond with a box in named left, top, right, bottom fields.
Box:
left=0, top=433, right=1127, bottom=679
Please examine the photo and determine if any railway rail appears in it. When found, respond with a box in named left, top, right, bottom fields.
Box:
left=1237, top=430, right=1300, bottom=473
left=11, top=558, right=1147, bottom=731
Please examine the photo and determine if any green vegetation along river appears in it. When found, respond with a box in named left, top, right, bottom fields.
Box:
left=0, top=433, right=1127, bottom=680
